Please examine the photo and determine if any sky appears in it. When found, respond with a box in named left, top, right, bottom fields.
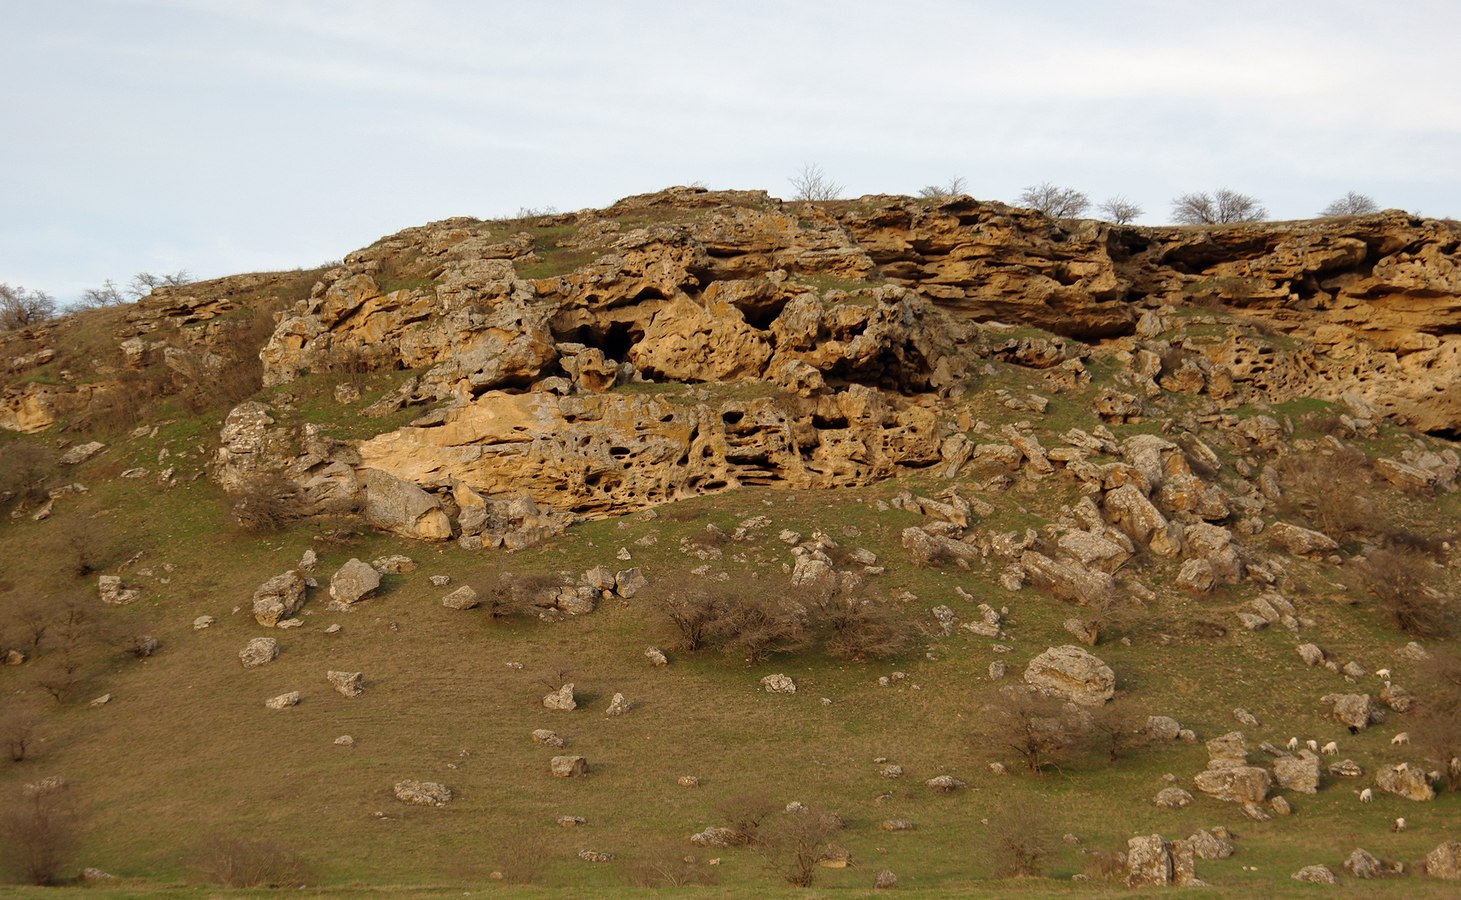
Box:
left=4, top=0, right=1460, bottom=306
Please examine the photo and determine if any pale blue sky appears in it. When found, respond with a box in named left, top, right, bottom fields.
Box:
left=4, top=0, right=1459, bottom=305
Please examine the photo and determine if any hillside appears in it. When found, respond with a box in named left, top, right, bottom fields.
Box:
left=1, top=187, right=1460, bottom=895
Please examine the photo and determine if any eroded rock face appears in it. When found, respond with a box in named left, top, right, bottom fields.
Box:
left=252, top=570, right=307, bottom=626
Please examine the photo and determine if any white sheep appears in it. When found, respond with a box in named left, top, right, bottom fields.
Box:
left=1391, top=732, right=1410, bottom=746
left=1306, top=739, right=1319, bottom=752
left=1359, top=787, right=1373, bottom=803
left=1322, top=741, right=1339, bottom=755
left=1285, top=736, right=1299, bottom=751
left=1392, top=817, right=1407, bottom=832
left=1375, top=668, right=1391, bottom=680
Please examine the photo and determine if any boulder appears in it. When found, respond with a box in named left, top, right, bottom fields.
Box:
left=543, top=683, right=576, bottom=710
left=1126, top=835, right=1174, bottom=887
left=691, top=826, right=741, bottom=847
left=1146, top=716, right=1182, bottom=741
left=238, top=637, right=278, bottom=669
left=874, top=870, right=898, bottom=889
left=327, top=670, right=364, bottom=697
left=1154, top=787, right=1193, bottom=809
left=1291, top=865, right=1338, bottom=885
left=394, top=780, right=452, bottom=807
left=1375, top=762, right=1434, bottom=801
left=265, top=691, right=300, bottom=710
left=371, top=554, right=417, bottom=574
left=440, top=585, right=479, bottom=610
left=329, top=558, right=381, bottom=605
left=1103, top=484, right=1179, bottom=555
left=98, top=575, right=140, bottom=606
left=531, top=729, right=565, bottom=748
left=60, top=441, right=106, bottom=465
left=550, top=755, right=588, bottom=777
left=1205, top=731, right=1249, bottom=767
left=1273, top=752, right=1321, bottom=794
left=360, top=468, right=453, bottom=541
left=1344, top=847, right=1401, bottom=879
left=1297, top=643, right=1326, bottom=666
left=1018, top=551, right=1115, bottom=606
left=615, top=567, right=648, bottom=598
left=1187, top=829, right=1234, bottom=860
left=1023, top=645, right=1115, bottom=706
left=645, top=647, right=668, bottom=666
left=252, top=570, right=307, bottom=626
left=1269, top=522, right=1338, bottom=558
left=1426, top=842, right=1461, bottom=879
left=1326, top=693, right=1376, bottom=731
left=605, top=692, right=632, bottom=716
left=761, top=674, right=797, bottom=694
left=926, top=775, right=965, bottom=793
left=1193, top=766, right=1271, bottom=804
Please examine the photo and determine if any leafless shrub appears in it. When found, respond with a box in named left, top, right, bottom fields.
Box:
left=490, top=832, right=551, bottom=884
left=0, top=442, right=56, bottom=507
left=719, top=593, right=807, bottom=664
left=649, top=576, right=727, bottom=652
left=789, top=163, right=843, bottom=202
left=1082, top=848, right=1127, bottom=881
left=716, top=793, right=779, bottom=846
left=0, top=777, right=82, bottom=885
left=1413, top=654, right=1461, bottom=791
left=621, top=841, right=717, bottom=888
left=1276, top=449, right=1374, bottom=543
left=536, top=658, right=577, bottom=693
left=1321, top=192, right=1379, bottom=217
left=918, top=177, right=968, bottom=199
left=482, top=573, right=553, bottom=620
left=1089, top=696, right=1148, bottom=761
left=1098, top=196, right=1143, bottom=224
left=972, top=686, right=1084, bottom=775
left=230, top=471, right=303, bottom=533
left=1018, top=182, right=1090, bottom=218
left=1, top=703, right=42, bottom=763
left=1358, top=548, right=1455, bottom=639
left=755, top=805, right=844, bottom=887
left=983, top=801, right=1056, bottom=877
left=1171, top=189, right=1266, bottom=225
left=194, top=832, right=313, bottom=888
left=807, top=576, right=915, bottom=661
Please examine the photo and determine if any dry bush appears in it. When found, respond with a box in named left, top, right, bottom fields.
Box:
left=490, top=832, right=550, bottom=884
left=1088, top=697, right=1149, bottom=762
left=1082, top=848, right=1126, bottom=881
left=716, top=793, right=779, bottom=846
left=194, top=833, right=313, bottom=888
left=620, top=840, right=717, bottom=888
left=972, top=686, right=1085, bottom=775
left=755, top=805, right=844, bottom=887
left=0, top=442, right=56, bottom=507
left=1276, top=449, right=1375, bottom=543
left=807, top=576, right=915, bottom=661
left=650, top=577, right=727, bottom=652
left=1414, top=654, right=1461, bottom=790
left=1, top=703, right=41, bottom=762
left=32, top=594, right=104, bottom=703
left=719, top=593, right=807, bottom=663
left=481, top=573, right=550, bottom=620
left=983, top=801, right=1056, bottom=877
left=1357, top=548, right=1455, bottom=639
left=230, top=471, right=304, bottom=533
left=0, top=778, right=82, bottom=886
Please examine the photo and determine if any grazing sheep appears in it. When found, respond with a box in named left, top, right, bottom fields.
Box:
left=1375, top=668, right=1391, bottom=681
left=1391, top=732, right=1410, bottom=746
left=1306, top=739, right=1319, bottom=752
left=1322, top=741, right=1339, bottom=755
left=1358, top=788, right=1373, bottom=803
left=1285, top=736, right=1299, bottom=751
left=1392, top=817, right=1406, bottom=832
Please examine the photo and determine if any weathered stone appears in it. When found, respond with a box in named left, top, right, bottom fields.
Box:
left=874, top=869, right=898, bottom=889
left=1126, top=835, right=1174, bottom=887
left=1193, top=766, right=1271, bottom=804
left=1154, top=787, right=1193, bottom=809
left=252, top=570, right=307, bottom=626
left=394, top=780, right=452, bottom=806
left=1297, top=643, right=1326, bottom=666
left=645, top=647, right=668, bottom=666
left=550, top=755, right=588, bottom=777
left=1329, top=759, right=1364, bottom=778
left=371, top=554, right=417, bottom=574
left=1174, top=558, right=1215, bottom=593
left=926, top=775, right=965, bottom=793
left=1206, top=731, right=1249, bottom=767
left=1023, top=645, right=1114, bottom=706
left=360, top=468, right=453, bottom=541
left=60, top=441, right=106, bottom=465
left=265, top=691, right=300, bottom=709
left=691, top=826, right=741, bottom=847
left=1426, top=842, right=1461, bottom=879
left=1327, top=693, right=1376, bottom=731
left=327, top=670, right=363, bottom=697
left=543, top=683, right=576, bottom=710
left=1291, top=864, right=1338, bottom=885
left=1344, top=847, right=1401, bottom=879
left=761, top=674, right=797, bottom=694
left=1018, top=551, right=1114, bottom=606
left=440, top=585, right=479, bottom=610
left=1374, top=762, right=1434, bottom=801
left=605, top=692, right=632, bottom=716
left=98, top=575, right=140, bottom=606
left=1146, top=715, right=1182, bottom=741
left=1273, top=752, right=1321, bottom=794
left=1187, top=829, right=1234, bottom=860
left=880, top=819, right=915, bottom=832
left=239, top=637, right=278, bottom=669
left=329, top=558, right=381, bottom=605
left=531, top=728, right=564, bottom=748
left=1269, top=522, right=1338, bottom=558
left=615, top=567, right=647, bottom=598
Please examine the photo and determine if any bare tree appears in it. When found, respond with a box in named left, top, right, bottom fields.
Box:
left=1, top=703, right=42, bottom=762
left=1171, top=189, right=1267, bottom=224
left=1321, top=192, right=1379, bottom=217
left=0, top=284, right=56, bottom=331
left=983, top=801, right=1056, bottom=877
left=972, top=686, right=1083, bottom=774
left=918, top=177, right=968, bottom=199
left=1098, top=195, right=1144, bottom=224
left=76, top=280, right=128, bottom=309
left=1017, top=182, right=1090, bottom=218
left=0, top=777, right=83, bottom=885
left=650, top=576, right=727, bottom=652
left=127, top=270, right=193, bottom=298
left=754, top=805, right=844, bottom=887
left=788, top=163, right=843, bottom=202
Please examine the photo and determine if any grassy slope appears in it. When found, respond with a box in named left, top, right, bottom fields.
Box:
left=2, top=333, right=1460, bottom=897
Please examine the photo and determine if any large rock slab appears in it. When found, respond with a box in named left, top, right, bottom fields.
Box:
left=329, top=558, right=381, bottom=605
left=360, top=468, right=453, bottom=541
left=1023, top=645, right=1114, bottom=706
left=1375, top=762, right=1434, bottom=801
left=1193, top=766, right=1271, bottom=804
left=394, top=780, right=452, bottom=806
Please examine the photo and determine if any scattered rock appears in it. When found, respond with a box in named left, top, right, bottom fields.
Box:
left=1344, top=847, right=1402, bottom=879
left=926, top=775, right=965, bottom=793
left=645, top=647, right=668, bottom=666
left=60, top=441, right=106, bottom=465
left=327, top=670, right=364, bottom=697
left=429, top=574, right=451, bottom=587
left=329, top=558, right=381, bottom=605
left=550, top=755, right=588, bottom=777
left=238, top=637, right=278, bottom=669
left=265, top=691, right=300, bottom=709
left=251, top=570, right=307, bottom=626
left=1273, top=752, right=1321, bottom=794
left=1187, top=829, right=1234, bottom=860
left=1297, top=643, right=1326, bottom=666
left=440, top=585, right=479, bottom=610
left=691, top=826, right=740, bottom=847
left=1290, top=864, right=1339, bottom=885
left=677, top=775, right=700, bottom=788
left=874, top=869, right=898, bottom=889
left=1325, top=693, right=1377, bottom=731
left=761, top=674, right=796, bottom=694
left=605, top=692, right=632, bottom=716
left=393, top=780, right=452, bottom=807
left=880, top=819, right=915, bottom=832
left=532, top=729, right=565, bottom=748
left=1374, top=762, right=1434, bottom=801
left=1426, top=842, right=1461, bottom=879
left=193, top=615, right=215, bottom=630
left=1022, top=645, right=1114, bottom=706
left=334, top=735, right=355, bottom=746
left=1193, top=765, right=1271, bottom=804
left=1328, top=759, right=1364, bottom=778
left=98, top=575, right=140, bottom=606
left=1154, top=787, right=1193, bottom=809
left=543, top=683, right=576, bottom=710
left=371, top=554, right=416, bottom=574
left=1126, top=835, right=1175, bottom=887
